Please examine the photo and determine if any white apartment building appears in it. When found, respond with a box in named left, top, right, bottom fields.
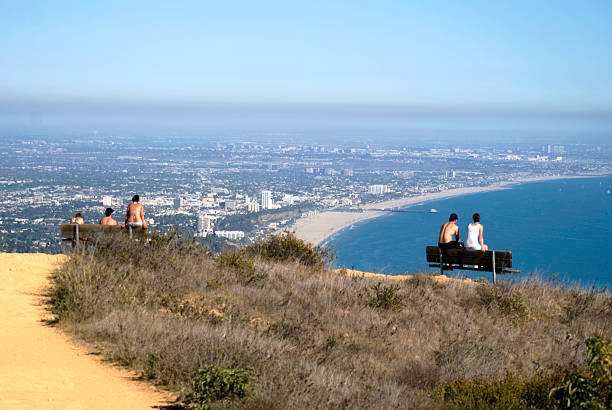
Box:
left=368, top=184, right=389, bottom=195
left=248, top=201, right=260, bottom=212
left=197, top=213, right=213, bottom=234
left=215, top=230, right=245, bottom=240
left=260, top=190, right=273, bottom=210
left=102, top=195, right=113, bottom=206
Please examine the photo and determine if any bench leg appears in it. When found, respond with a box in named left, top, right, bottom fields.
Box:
left=492, top=250, right=496, bottom=284
left=75, top=225, right=79, bottom=254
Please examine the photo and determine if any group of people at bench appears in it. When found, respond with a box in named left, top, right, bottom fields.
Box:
left=69, top=195, right=148, bottom=231
left=438, top=212, right=487, bottom=251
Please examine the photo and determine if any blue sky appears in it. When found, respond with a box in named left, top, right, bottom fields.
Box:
left=1, top=1, right=612, bottom=135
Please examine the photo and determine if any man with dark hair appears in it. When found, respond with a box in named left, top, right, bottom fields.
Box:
left=100, top=208, right=117, bottom=225
left=123, top=194, right=148, bottom=230
left=70, top=212, right=84, bottom=224
left=438, top=213, right=462, bottom=249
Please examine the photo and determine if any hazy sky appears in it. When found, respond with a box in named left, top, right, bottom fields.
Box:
left=1, top=1, right=612, bottom=135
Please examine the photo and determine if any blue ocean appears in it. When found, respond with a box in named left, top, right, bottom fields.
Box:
left=328, top=176, right=612, bottom=288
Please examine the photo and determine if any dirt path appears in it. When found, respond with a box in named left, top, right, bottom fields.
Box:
left=0, top=253, right=174, bottom=410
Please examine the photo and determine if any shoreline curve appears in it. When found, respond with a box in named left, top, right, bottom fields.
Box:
left=292, top=174, right=605, bottom=246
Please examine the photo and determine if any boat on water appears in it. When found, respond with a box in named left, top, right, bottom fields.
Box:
left=429, top=208, right=439, bottom=213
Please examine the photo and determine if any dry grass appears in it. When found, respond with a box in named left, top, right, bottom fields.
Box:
left=47, top=232, right=612, bottom=409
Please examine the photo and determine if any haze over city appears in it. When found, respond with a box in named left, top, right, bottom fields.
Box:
left=2, top=1, right=612, bottom=137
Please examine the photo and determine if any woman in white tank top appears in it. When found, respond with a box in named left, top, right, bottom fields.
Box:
left=465, top=213, right=488, bottom=251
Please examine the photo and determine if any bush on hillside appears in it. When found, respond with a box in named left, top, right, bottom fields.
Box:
left=216, top=251, right=266, bottom=284
left=365, top=282, right=404, bottom=311
left=550, top=336, right=612, bottom=409
left=189, top=366, right=255, bottom=409
left=438, top=372, right=562, bottom=409
left=245, top=230, right=334, bottom=268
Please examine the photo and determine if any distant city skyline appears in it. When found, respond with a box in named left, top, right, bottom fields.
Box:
left=2, top=1, right=612, bottom=135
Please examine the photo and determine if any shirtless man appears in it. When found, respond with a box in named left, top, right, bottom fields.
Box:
left=124, top=195, right=148, bottom=230
left=100, top=208, right=117, bottom=225
left=70, top=212, right=84, bottom=224
left=438, top=213, right=462, bottom=249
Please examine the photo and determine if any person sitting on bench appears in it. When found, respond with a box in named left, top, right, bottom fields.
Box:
left=100, top=208, right=118, bottom=225
left=70, top=212, right=84, bottom=224
left=465, top=212, right=488, bottom=251
left=438, top=213, right=462, bottom=249
left=123, top=194, right=148, bottom=230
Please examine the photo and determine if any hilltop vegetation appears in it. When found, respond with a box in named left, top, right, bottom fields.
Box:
left=48, top=232, right=612, bottom=409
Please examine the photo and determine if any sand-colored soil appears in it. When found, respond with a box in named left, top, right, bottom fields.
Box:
left=0, top=253, right=174, bottom=410
left=334, top=268, right=475, bottom=285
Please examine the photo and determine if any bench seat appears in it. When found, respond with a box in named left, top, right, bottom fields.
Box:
left=60, top=224, right=146, bottom=246
left=426, top=246, right=520, bottom=282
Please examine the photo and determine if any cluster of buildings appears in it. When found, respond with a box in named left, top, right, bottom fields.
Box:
left=1, top=136, right=609, bottom=253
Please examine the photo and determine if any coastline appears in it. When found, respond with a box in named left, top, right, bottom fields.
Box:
left=292, top=174, right=603, bottom=246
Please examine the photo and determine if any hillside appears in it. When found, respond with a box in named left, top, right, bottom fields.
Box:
left=47, top=232, right=612, bottom=409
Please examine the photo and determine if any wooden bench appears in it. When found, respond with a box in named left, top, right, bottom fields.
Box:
left=60, top=224, right=145, bottom=250
left=426, top=246, right=520, bottom=283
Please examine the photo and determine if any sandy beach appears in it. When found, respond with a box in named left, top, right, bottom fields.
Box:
left=292, top=175, right=600, bottom=246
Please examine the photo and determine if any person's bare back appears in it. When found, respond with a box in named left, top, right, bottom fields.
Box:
left=100, top=208, right=117, bottom=225
left=438, top=221, right=459, bottom=244
left=124, top=195, right=147, bottom=230
left=438, top=213, right=461, bottom=249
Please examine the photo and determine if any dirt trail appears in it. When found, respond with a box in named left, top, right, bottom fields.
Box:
left=0, top=253, right=174, bottom=410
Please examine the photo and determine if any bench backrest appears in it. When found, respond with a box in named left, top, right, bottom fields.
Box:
left=60, top=224, right=143, bottom=240
left=426, top=246, right=513, bottom=270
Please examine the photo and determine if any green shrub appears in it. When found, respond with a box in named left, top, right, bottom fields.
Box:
left=438, top=372, right=561, bottom=409
left=216, top=251, right=266, bottom=284
left=246, top=231, right=334, bottom=268
left=365, top=282, right=403, bottom=311
left=189, top=366, right=255, bottom=409
left=477, top=284, right=529, bottom=324
left=550, top=336, right=612, bottom=409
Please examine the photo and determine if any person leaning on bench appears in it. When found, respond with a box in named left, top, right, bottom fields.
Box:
left=438, top=213, right=463, bottom=249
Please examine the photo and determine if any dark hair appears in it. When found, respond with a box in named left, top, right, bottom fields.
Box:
left=449, top=213, right=458, bottom=221
left=75, top=212, right=82, bottom=218
left=105, top=208, right=114, bottom=216
left=132, top=195, right=140, bottom=202
left=472, top=213, right=480, bottom=223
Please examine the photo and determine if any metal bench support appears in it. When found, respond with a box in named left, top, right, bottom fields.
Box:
left=492, top=250, right=496, bottom=284
left=75, top=224, right=80, bottom=252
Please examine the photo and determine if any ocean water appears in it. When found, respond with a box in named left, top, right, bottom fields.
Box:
left=328, top=176, right=612, bottom=288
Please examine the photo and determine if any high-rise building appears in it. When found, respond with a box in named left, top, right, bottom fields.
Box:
left=102, top=195, right=112, bottom=206
left=260, top=190, right=273, bottom=210
left=197, top=213, right=213, bottom=235
left=173, top=197, right=183, bottom=210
